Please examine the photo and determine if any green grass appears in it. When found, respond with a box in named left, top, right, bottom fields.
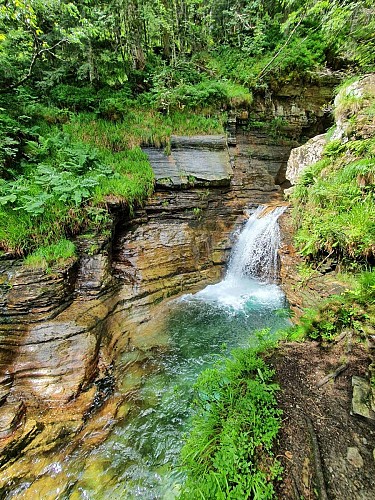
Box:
left=292, top=119, right=375, bottom=265
left=64, top=108, right=225, bottom=151
left=24, top=239, right=77, bottom=270
left=179, top=339, right=282, bottom=499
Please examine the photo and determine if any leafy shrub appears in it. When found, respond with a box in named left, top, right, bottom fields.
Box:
left=180, top=344, right=282, bottom=499
left=50, top=84, right=98, bottom=111
left=0, top=112, right=25, bottom=178
left=0, top=128, right=154, bottom=256
left=274, top=34, right=326, bottom=74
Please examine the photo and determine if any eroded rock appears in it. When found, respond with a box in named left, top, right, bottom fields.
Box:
left=0, top=401, right=25, bottom=439
left=286, top=134, right=326, bottom=186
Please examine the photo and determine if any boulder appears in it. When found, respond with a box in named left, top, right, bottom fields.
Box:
left=286, top=134, right=326, bottom=186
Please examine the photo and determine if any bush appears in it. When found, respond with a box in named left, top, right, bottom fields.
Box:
left=50, top=84, right=98, bottom=111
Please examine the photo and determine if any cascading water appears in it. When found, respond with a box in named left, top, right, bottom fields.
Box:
left=5, top=205, right=289, bottom=499
left=195, top=205, right=287, bottom=310
left=227, top=205, right=286, bottom=282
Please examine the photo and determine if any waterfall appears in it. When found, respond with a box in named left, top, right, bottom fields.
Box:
left=227, top=205, right=286, bottom=283
left=191, top=204, right=287, bottom=310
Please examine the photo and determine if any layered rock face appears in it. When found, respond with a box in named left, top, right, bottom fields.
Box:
left=0, top=129, right=289, bottom=443
left=251, top=72, right=340, bottom=141
left=0, top=73, right=339, bottom=467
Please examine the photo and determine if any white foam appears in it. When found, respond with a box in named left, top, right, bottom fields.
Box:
left=180, top=205, right=287, bottom=311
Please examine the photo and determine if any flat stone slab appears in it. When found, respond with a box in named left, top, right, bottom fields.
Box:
left=351, top=376, right=375, bottom=421
left=143, top=135, right=232, bottom=189
left=171, top=135, right=228, bottom=150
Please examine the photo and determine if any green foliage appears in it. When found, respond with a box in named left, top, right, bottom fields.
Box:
left=272, top=34, right=327, bottom=74
left=149, top=77, right=252, bottom=113
left=0, top=112, right=22, bottom=177
left=0, top=121, right=154, bottom=256
left=180, top=341, right=282, bottom=499
left=24, top=239, right=76, bottom=270
left=287, top=270, right=375, bottom=343
left=50, top=85, right=98, bottom=112
left=292, top=81, right=375, bottom=266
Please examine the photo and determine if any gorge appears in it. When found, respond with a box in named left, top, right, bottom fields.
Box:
left=1, top=69, right=375, bottom=498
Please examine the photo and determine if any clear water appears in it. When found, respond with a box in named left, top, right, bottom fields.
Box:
left=60, top=206, right=289, bottom=499
left=65, top=277, right=288, bottom=499
left=7, top=206, right=289, bottom=499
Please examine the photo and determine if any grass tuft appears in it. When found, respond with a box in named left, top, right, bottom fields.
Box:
left=24, top=239, right=76, bottom=270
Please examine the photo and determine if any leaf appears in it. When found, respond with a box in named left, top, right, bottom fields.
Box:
left=0, top=194, right=17, bottom=205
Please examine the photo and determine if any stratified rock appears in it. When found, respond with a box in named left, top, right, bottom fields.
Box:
left=171, top=135, right=227, bottom=150
left=144, top=135, right=232, bottom=189
left=0, top=374, right=12, bottom=404
left=0, top=261, right=77, bottom=322
left=252, top=71, right=340, bottom=141
left=0, top=401, right=25, bottom=439
left=286, top=134, right=326, bottom=186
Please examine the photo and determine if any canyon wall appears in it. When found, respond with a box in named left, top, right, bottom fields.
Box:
left=0, top=74, right=339, bottom=465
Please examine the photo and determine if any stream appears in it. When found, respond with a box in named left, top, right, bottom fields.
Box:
left=8, top=206, right=289, bottom=499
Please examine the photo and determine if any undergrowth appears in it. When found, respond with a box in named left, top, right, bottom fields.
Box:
left=0, top=123, right=154, bottom=256
left=287, top=270, right=375, bottom=343
left=179, top=338, right=282, bottom=499
left=24, top=239, right=76, bottom=270
left=291, top=76, right=375, bottom=266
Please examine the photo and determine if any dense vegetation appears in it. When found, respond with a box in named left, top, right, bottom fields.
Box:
left=293, top=79, right=375, bottom=266
left=180, top=339, right=282, bottom=499
left=1, top=0, right=375, bottom=496
left=1, top=0, right=374, bottom=260
left=287, top=74, right=375, bottom=344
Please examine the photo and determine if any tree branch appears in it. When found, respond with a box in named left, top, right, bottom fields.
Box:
left=3, top=39, right=68, bottom=92
left=256, top=13, right=306, bottom=82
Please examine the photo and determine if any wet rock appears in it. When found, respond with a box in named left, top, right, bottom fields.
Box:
left=351, top=376, right=375, bottom=421
left=0, top=261, right=77, bottom=323
left=346, top=447, right=364, bottom=469
left=0, top=374, right=12, bottom=404
left=0, top=401, right=25, bottom=439
left=75, top=254, right=115, bottom=299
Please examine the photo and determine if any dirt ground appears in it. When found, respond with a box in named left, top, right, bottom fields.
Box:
left=271, top=339, right=375, bottom=499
